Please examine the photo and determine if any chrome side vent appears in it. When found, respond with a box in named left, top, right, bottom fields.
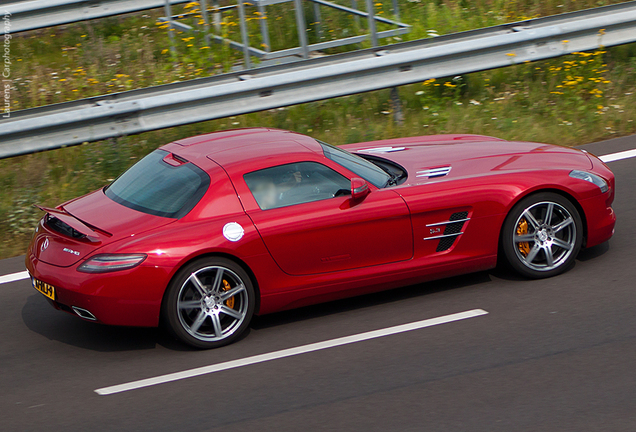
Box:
left=436, top=211, right=469, bottom=252
left=424, top=211, right=470, bottom=252
left=416, top=166, right=451, bottom=178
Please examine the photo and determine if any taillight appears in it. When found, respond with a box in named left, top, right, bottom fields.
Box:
left=78, top=254, right=147, bottom=273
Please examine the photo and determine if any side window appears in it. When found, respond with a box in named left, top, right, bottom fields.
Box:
left=244, top=162, right=351, bottom=210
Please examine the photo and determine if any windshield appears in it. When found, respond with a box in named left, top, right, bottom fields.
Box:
left=105, top=150, right=210, bottom=218
left=319, top=141, right=390, bottom=188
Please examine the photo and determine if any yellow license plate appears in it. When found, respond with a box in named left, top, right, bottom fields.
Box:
left=33, top=278, right=55, bottom=301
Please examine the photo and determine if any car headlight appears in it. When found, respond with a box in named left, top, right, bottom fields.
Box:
left=569, top=170, right=609, bottom=193
left=78, top=254, right=147, bottom=273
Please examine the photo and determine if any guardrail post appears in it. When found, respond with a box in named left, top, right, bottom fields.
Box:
left=313, top=2, right=323, bottom=40
left=365, top=0, right=378, bottom=47
left=351, top=0, right=360, bottom=26
left=294, top=0, right=309, bottom=59
left=163, top=0, right=177, bottom=55
left=391, top=86, right=404, bottom=126
left=392, top=0, right=399, bottom=21
left=237, top=1, right=251, bottom=69
left=212, top=0, right=221, bottom=33
left=257, top=2, right=271, bottom=52
left=199, top=0, right=212, bottom=48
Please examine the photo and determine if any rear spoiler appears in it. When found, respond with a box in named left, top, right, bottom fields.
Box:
left=34, top=205, right=112, bottom=240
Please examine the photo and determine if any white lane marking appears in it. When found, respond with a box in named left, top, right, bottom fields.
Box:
left=599, top=149, right=636, bottom=163
left=0, top=270, right=29, bottom=285
left=95, top=308, right=488, bottom=396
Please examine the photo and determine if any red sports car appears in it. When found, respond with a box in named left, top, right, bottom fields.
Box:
left=25, top=128, right=615, bottom=348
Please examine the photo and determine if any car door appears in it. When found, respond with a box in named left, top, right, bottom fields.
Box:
left=242, top=161, right=413, bottom=276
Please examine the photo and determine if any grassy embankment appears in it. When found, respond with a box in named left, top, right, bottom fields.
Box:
left=1, top=0, right=635, bottom=258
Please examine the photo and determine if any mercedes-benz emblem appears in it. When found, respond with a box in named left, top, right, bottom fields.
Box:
left=40, top=238, right=49, bottom=252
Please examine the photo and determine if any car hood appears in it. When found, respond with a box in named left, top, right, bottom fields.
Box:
left=34, top=189, right=175, bottom=267
left=343, top=134, right=593, bottom=185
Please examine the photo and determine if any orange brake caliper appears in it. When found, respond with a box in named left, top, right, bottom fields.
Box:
left=517, top=217, right=530, bottom=257
left=222, top=279, right=235, bottom=309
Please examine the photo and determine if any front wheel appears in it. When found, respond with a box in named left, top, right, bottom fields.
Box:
left=501, top=192, right=583, bottom=279
left=162, top=257, right=255, bottom=349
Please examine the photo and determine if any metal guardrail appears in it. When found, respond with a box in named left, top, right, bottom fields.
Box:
left=4, top=0, right=192, bottom=33
left=2, top=1, right=636, bottom=158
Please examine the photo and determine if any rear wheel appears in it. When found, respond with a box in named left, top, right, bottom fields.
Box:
left=163, top=257, right=255, bottom=349
left=501, top=192, right=583, bottom=279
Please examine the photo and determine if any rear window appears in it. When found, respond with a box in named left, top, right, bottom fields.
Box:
left=105, top=150, right=210, bottom=218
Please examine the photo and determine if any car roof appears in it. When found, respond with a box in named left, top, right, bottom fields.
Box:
left=160, top=128, right=323, bottom=170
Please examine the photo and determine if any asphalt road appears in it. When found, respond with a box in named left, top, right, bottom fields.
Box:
left=1, top=136, right=635, bottom=432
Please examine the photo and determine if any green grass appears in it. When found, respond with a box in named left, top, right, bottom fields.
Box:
left=1, top=0, right=635, bottom=259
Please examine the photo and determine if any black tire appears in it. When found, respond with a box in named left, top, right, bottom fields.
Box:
left=501, top=192, right=583, bottom=279
left=162, top=257, right=255, bottom=349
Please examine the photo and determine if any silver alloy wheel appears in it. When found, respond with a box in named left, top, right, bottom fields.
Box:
left=176, top=266, right=248, bottom=342
left=512, top=201, right=577, bottom=272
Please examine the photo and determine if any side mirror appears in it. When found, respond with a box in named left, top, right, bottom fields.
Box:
left=351, top=177, right=370, bottom=200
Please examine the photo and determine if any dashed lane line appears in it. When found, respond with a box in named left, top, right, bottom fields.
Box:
left=0, top=270, right=29, bottom=285
left=95, top=309, right=489, bottom=396
left=599, top=149, right=636, bottom=163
